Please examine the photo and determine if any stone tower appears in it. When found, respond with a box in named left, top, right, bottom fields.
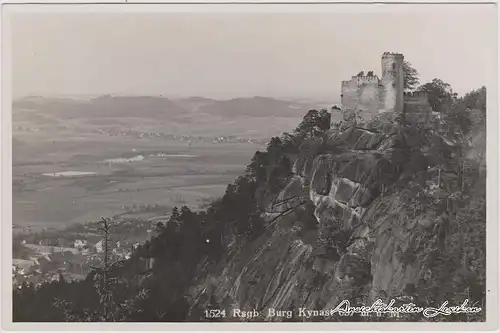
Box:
left=380, top=52, right=404, bottom=113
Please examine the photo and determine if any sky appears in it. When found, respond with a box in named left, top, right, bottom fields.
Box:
left=9, top=5, right=497, bottom=101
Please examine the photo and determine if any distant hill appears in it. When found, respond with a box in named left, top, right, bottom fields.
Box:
left=13, top=95, right=327, bottom=120
left=194, top=96, right=320, bottom=118
left=13, top=95, right=189, bottom=120
left=172, top=96, right=217, bottom=112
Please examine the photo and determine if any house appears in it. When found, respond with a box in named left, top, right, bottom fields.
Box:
left=24, top=244, right=80, bottom=256
left=28, top=257, right=40, bottom=266
left=12, top=258, right=38, bottom=274
left=74, top=239, right=87, bottom=250
left=95, top=240, right=104, bottom=253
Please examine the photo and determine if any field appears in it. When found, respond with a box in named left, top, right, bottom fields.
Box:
left=12, top=96, right=321, bottom=234
left=13, top=133, right=266, bottom=233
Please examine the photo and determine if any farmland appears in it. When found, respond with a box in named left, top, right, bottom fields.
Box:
left=12, top=95, right=326, bottom=233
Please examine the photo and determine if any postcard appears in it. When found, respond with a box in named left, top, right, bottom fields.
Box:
left=1, top=1, right=497, bottom=331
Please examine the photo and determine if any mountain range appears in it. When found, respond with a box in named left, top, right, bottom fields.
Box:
left=13, top=95, right=335, bottom=120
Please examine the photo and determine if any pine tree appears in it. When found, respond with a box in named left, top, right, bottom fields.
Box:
left=54, top=217, right=148, bottom=322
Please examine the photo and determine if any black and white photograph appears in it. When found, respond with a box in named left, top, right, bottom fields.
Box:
left=1, top=2, right=497, bottom=327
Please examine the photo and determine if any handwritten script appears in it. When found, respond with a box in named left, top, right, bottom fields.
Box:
left=326, top=299, right=482, bottom=318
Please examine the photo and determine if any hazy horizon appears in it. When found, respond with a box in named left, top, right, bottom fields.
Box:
left=12, top=93, right=340, bottom=103
left=10, top=6, right=496, bottom=100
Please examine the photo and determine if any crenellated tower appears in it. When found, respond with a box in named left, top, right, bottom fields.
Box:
left=337, top=52, right=429, bottom=126
left=380, top=52, right=404, bottom=113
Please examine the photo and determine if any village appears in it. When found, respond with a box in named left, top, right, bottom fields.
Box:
left=12, top=214, right=161, bottom=288
left=91, top=127, right=265, bottom=145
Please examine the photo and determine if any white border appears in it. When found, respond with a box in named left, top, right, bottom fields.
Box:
left=1, top=2, right=498, bottom=332
left=0, top=2, right=498, bottom=12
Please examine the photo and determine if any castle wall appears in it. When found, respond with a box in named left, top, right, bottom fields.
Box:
left=357, top=83, right=382, bottom=119
left=403, top=91, right=432, bottom=123
left=341, top=80, right=360, bottom=111
left=341, top=76, right=382, bottom=120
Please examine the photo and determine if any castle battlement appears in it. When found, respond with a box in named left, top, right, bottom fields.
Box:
left=341, top=75, right=380, bottom=86
left=404, top=91, right=429, bottom=104
left=404, top=91, right=428, bottom=98
left=357, top=75, right=380, bottom=82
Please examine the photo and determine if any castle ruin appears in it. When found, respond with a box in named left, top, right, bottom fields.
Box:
left=340, top=52, right=431, bottom=122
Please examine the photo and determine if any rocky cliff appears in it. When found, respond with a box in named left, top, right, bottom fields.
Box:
left=187, top=110, right=485, bottom=322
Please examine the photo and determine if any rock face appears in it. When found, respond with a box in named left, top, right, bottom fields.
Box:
left=188, top=113, right=463, bottom=321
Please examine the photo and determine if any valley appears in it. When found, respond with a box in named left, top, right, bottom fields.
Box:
left=12, top=95, right=330, bottom=232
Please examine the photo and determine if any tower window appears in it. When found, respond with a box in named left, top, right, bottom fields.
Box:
left=392, top=63, right=396, bottom=70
